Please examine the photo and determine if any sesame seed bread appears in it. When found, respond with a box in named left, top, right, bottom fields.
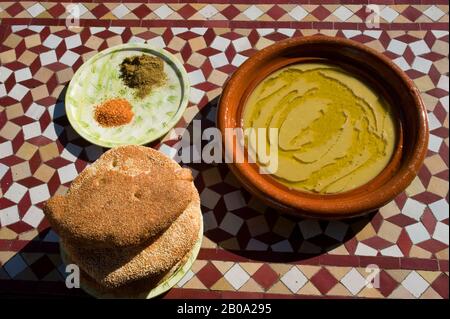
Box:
left=44, top=145, right=194, bottom=248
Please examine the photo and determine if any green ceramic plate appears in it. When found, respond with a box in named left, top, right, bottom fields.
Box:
left=65, top=43, right=190, bottom=148
left=60, top=209, right=203, bottom=299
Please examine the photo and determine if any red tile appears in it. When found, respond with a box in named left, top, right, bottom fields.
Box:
left=310, top=6, right=331, bottom=20
left=400, top=258, right=439, bottom=271
left=5, top=2, right=24, bottom=17
left=310, top=267, right=338, bottom=294
left=265, top=5, right=286, bottom=20
left=378, top=270, right=398, bottom=297
left=196, top=262, right=223, bottom=288
left=47, top=3, right=66, bottom=18
left=430, top=273, right=449, bottom=299
left=221, top=5, right=240, bottom=20
left=178, top=4, right=197, bottom=20
left=252, top=263, right=278, bottom=290
left=132, top=4, right=151, bottom=19
left=90, top=4, right=110, bottom=19
left=401, top=6, right=423, bottom=22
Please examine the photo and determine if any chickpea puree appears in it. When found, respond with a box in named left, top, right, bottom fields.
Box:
left=242, top=63, right=396, bottom=194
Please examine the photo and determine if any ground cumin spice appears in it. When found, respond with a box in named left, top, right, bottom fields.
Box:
left=119, top=54, right=166, bottom=99
left=94, top=98, right=134, bottom=127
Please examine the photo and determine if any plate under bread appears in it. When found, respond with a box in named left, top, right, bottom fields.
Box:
left=59, top=209, right=203, bottom=299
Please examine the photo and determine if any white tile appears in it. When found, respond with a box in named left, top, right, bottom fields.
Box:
left=89, top=27, right=105, bottom=34
left=158, top=144, right=177, bottom=159
left=231, top=54, right=247, bottom=67
left=393, top=57, right=410, bottom=71
left=289, top=6, right=308, bottom=21
left=64, top=34, right=82, bottom=50
left=199, top=4, right=218, bottom=19
left=190, top=28, right=207, bottom=36
left=243, top=5, right=264, bottom=20
left=0, top=163, right=8, bottom=180
left=28, top=25, right=45, bottom=33
left=333, top=6, right=353, bottom=22
left=58, top=163, right=79, bottom=184
left=363, top=30, right=382, bottom=39
left=0, top=66, right=12, bottom=82
left=343, top=30, right=361, bottom=38
left=402, top=271, right=429, bottom=298
left=22, top=206, right=45, bottom=228
left=429, top=199, right=449, bottom=221
left=29, top=184, right=51, bottom=205
left=387, top=39, right=407, bottom=55
left=324, top=221, right=349, bottom=241
left=355, top=242, right=378, bottom=256
left=427, top=112, right=441, bottom=131
left=69, top=3, right=88, bottom=18
left=26, top=3, right=45, bottom=17
left=9, top=84, right=29, bottom=101
left=280, top=266, right=307, bottom=293
left=40, top=50, right=58, bottom=66
left=22, top=122, right=41, bottom=140
left=188, top=69, right=206, bottom=86
left=409, top=40, right=431, bottom=56
left=25, top=103, right=46, bottom=120
left=277, top=28, right=295, bottom=37
left=60, top=143, right=82, bottom=162
left=233, top=37, right=252, bottom=52
left=411, top=57, right=432, bottom=73
left=341, top=268, right=367, bottom=295
left=423, top=5, right=445, bottom=21
left=128, top=36, right=145, bottom=44
left=200, top=188, right=221, bottom=209
left=0, top=141, right=13, bottom=158
left=14, top=67, right=32, bottom=82
left=431, top=30, right=448, bottom=39
left=4, top=183, right=27, bottom=203
left=3, top=254, right=27, bottom=278
left=440, top=96, right=448, bottom=112
left=380, top=6, right=399, bottom=23
left=42, top=123, right=63, bottom=141
left=209, top=52, right=228, bottom=68
left=176, top=270, right=194, bottom=287
left=437, top=75, right=449, bottom=91
left=219, top=213, right=244, bottom=236
left=211, top=36, right=231, bottom=51
left=405, top=222, right=431, bottom=244
left=203, top=210, right=218, bottom=232
left=43, top=34, right=62, bottom=49
left=153, top=4, right=174, bottom=19
left=223, top=190, right=246, bottom=210
left=298, top=220, right=322, bottom=239
left=224, top=264, right=250, bottom=289
left=246, top=238, right=268, bottom=251
left=0, top=83, right=5, bottom=98
left=171, top=27, right=189, bottom=35
left=60, top=51, right=79, bottom=66
left=271, top=240, right=293, bottom=252
left=147, top=36, right=165, bottom=49
left=402, top=198, right=426, bottom=221
left=11, top=25, right=28, bottom=32
left=109, top=27, right=125, bottom=35
left=428, top=134, right=443, bottom=152
left=189, top=87, right=205, bottom=104
left=112, top=4, right=130, bottom=19
left=256, top=28, right=275, bottom=36
left=432, top=222, right=449, bottom=245
left=0, top=206, right=20, bottom=227
left=381, top=245, right=404, bottom=257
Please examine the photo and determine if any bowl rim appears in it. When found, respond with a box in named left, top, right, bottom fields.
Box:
left=65, top=42, right=190, bottom=148
left=217, top=35, right=429, bottom=218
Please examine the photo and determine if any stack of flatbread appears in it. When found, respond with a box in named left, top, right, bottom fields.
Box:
left=44, top=145, right=201, bottom=298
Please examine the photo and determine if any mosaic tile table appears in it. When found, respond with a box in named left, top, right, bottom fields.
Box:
left=0, top=1, right=448, bottom=299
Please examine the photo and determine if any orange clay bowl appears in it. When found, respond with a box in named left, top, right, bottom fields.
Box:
left=217, top=35, right=429, bottom=219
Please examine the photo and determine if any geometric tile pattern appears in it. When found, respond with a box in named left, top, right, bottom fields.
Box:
left=0, top=2, right=448, bottom=299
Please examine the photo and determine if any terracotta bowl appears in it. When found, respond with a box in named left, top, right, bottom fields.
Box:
left=217, top=35, right=429, bottom=219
